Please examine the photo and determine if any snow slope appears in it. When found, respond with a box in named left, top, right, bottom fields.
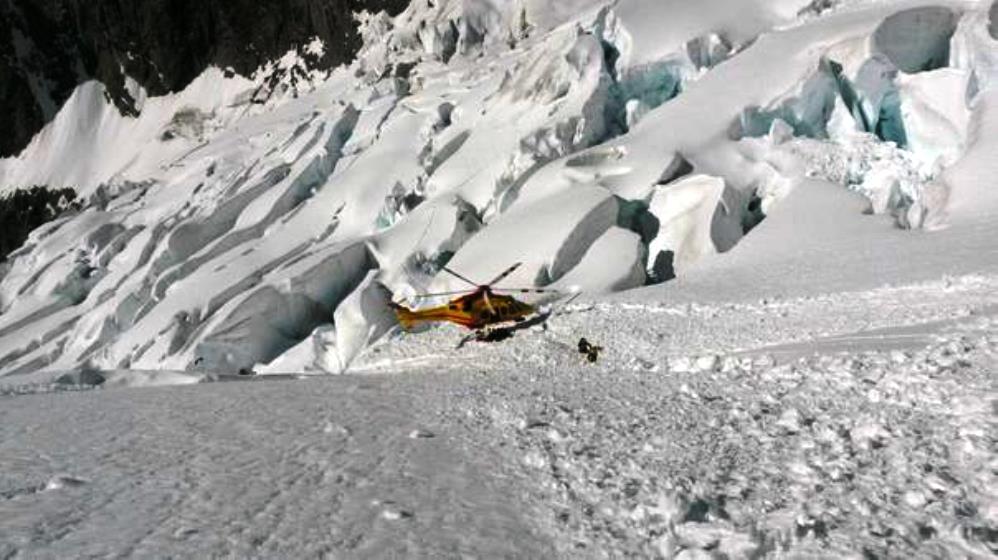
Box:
left=2, top=271, right=996, bottom=558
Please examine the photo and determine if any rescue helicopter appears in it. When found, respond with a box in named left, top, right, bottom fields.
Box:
left=390, top=262, right=564, bottom=342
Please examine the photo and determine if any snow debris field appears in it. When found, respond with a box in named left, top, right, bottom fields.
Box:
left=1, top=0, right=997, bottom=557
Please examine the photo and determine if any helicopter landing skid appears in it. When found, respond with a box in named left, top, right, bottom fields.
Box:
left=455, top=310, right=553, bottom=349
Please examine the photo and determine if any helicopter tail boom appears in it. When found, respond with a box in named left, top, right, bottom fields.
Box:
left=389, top=302, right=422, bottom=331
left=390, top=302, right=478, bottom=330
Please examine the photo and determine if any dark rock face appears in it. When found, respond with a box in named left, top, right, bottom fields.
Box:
left=0, top=186, right=79, bottom=263
left=0, top=0, right=409, bottom=157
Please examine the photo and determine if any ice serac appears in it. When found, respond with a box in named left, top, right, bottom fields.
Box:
left=672, top=178, right=880, bottom=297
left=191, top=241, right=374, bottom=373
left=941, top=88, right=998, bottom=224
left=420, top=21, right=614, bottom=216
left=871, top=7, right=958, bottom=74
left=553, top=227, right=647, bottom=293
left=436, top=185, right=618, bottom=293
left=607, top=0, right=816, bottom=69
left=734, top=59, right=843, bottom=140
left=853, top=55, right=909, bottom=147
left=254, top=325, right=338, bottom=375
left=332, top=271, right=397, bottom=370
left=951, top=1, right=998, bottom=91
left=368, top=195, right=482, bottom=295
left=898, top=69, right=973, bottom=167
left=256, top=270, right=395, bottom=374
left=646, top=175, right=745, bottom=279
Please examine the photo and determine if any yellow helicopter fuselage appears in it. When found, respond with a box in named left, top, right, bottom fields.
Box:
left=393, top=289, right=535, bottom=331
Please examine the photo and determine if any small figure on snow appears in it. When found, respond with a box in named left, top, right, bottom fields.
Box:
left=578, top=337, right=602, bottom=363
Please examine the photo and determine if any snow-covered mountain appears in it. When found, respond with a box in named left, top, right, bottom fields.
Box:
left=0, top=0, right=410, bottom=157
left=0, top=0, right=996, bottom=378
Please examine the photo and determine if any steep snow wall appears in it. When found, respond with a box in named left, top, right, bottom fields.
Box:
left=941, top=88, right=998, bottom=223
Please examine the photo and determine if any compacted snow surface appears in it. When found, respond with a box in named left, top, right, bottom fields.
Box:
left=1, top=0, right=997, bottom=557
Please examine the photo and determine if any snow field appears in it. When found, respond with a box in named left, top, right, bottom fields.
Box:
left=0, top=0, right=997, bottom=556
left=457, top=325, right=997, bottom=558
left=1, top=283, right=994, bottom=557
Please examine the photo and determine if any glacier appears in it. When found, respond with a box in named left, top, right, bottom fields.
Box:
left=1, top=0, right=997, bottom=376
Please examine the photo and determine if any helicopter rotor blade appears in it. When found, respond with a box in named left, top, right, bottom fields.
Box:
left=411, top=290, right=476, bottom=299
left=493, top=287, right=561, bottom=294
left=487, top=262, right=523, bottom=287
left=440, top=265, right=480, bottom=288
